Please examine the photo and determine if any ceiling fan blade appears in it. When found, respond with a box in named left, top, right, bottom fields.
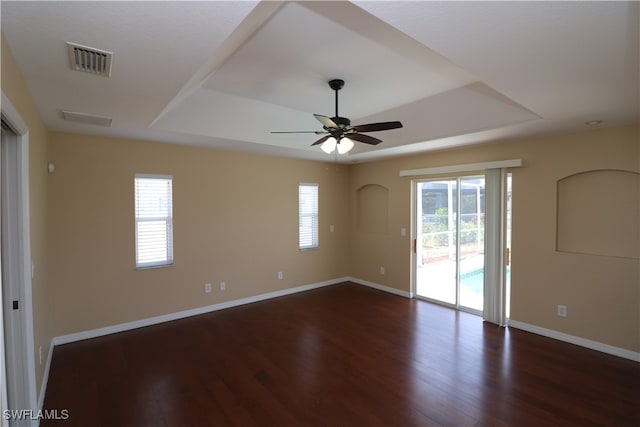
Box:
left=271, top=131, right=325, bottom=134
left=311, top=135, right=332, bottom=146
left=346, top=133, right=382, bottom=145
left=351, top=121, right=403, bottom=133
left=314, top=114, right=338, bottom=129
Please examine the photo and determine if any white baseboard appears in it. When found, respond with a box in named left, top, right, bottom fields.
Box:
left=52, top=277, right=412, bottom=346
left=37, top=340, right=55, bottom=413
left=508, top=320, right=640, bottom=362
left=347, top=277, right=413, bottom=299
left=53, top=277, right=348, bottom=346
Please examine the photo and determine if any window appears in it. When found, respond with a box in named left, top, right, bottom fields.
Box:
left=299, top=183, right=318, bottom=250
left=135, top=175, right=173, bottom=268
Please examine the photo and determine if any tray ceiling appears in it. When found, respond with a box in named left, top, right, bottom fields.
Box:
left=2, top=1, right=638, bottom=162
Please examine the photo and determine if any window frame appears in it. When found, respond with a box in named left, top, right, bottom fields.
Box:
left=134, top=174, right=174, bottom=269
left=298, top=183, right=319, bottom=250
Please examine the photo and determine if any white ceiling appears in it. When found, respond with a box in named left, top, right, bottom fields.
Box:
left=2, top=1, right=638, bottom=163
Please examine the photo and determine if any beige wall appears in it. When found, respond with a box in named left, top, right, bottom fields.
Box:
left=40, top=124, right=640, bottom=355
left=349, top=125, right=640, bottom=352
left=48, top=133, right=350, bottom=336
left=1, top=35, right=52, bottom=397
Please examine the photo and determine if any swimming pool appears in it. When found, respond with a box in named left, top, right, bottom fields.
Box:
left=417, top=264, right=511, bottom=311
left=461, top=267, right=511, bottom=287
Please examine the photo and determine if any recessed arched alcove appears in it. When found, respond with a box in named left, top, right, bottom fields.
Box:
left=356, top=184, right=389, bottom=234
left=557, top=169, right=639, bottom=259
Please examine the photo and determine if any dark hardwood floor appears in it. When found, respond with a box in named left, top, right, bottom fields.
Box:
left=42, top=282, right=640, bottom=426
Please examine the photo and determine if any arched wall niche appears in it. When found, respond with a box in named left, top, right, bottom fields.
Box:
left=557, top=169, right=639, bottom=259
left=356, top=184, right=389, bottom=234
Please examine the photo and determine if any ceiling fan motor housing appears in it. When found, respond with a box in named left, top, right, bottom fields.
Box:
left=330, top=116, right=351, bottom=129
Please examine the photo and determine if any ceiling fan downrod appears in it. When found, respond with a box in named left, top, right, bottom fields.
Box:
left=328, top=79, right=349, bottom=129
left=329, top=79, right=344, bottom=118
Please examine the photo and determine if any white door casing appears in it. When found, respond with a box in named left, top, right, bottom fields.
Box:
left=1, top=91, right=38, bottom=425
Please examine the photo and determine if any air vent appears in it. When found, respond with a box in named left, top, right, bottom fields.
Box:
left=66, top=42, right=112, bottom=77
left=62, top=110, right=112, bottom=127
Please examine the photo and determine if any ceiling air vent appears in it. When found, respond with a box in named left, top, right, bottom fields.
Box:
left=62, top=110, right=112, bottom=127
left=66, top=42, right=112, bottom=77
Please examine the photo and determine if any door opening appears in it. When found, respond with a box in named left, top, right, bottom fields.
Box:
left=415, top=176, right=485, bottom=313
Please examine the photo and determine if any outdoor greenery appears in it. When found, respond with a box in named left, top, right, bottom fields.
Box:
left=420, top=182, right=485, bottom=253
left=422, top=208, right=484, bottom=248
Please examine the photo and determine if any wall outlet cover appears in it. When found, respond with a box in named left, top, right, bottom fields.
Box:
left=557, top=304, right=567, bottom=317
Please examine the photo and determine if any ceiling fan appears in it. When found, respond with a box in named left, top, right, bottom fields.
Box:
left=271, top=79, right=403, bottom=154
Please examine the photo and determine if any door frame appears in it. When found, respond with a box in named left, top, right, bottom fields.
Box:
left=406, top=161, right=521, bottom=324
left=1, top=91, right=38, bottom=421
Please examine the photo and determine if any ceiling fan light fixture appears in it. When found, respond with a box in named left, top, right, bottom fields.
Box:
left=337, top=137, right=354, bottom=154
left=320, top=137, right=337, bottom=154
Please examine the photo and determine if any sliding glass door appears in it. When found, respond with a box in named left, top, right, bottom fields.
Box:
left=415, top=177, right=485, bottom=313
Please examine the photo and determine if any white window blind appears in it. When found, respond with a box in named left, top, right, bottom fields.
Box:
left=135, top=175, right=173, bottom=268
left=299, top=183, right=318, bottom=250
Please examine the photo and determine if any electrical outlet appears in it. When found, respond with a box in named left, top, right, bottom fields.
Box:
left=204, top=283, right=212, bottom=293
left=401, top=228, right=407, bottom=237
left=330, top=225, right=335, bottom=233
left=557, top=304, right=567, bottom=317
left=379, top=266, right=385, bottom=275
left=220, top=282, right=226, bottom=291
left=277, top=272, right=283, bottom=280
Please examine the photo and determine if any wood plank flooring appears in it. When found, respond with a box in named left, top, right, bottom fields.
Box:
left=42, top=282, right=640, bottom=426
